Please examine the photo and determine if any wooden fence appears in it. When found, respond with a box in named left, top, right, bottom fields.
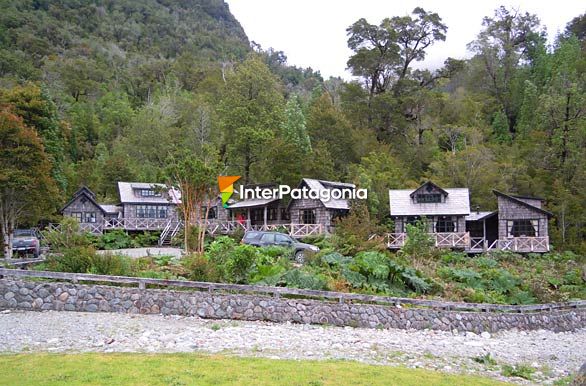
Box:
left=1, top=268, right=583, bottom=314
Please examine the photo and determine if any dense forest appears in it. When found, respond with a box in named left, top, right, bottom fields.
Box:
left=0, top=1, right=584, bottom=253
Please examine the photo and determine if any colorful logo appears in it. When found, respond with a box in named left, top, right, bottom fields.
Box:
left=218, top=176, right=240, bottom=208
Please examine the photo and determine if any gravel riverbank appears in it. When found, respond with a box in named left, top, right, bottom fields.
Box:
left=0, top=310, right=583, bottom=384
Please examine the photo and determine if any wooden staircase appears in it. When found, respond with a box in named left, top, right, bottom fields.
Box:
left=158, top=220, right=183, bottom=246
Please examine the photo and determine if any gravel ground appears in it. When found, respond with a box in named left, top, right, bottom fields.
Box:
left=0, top=310, right=584, bottom=385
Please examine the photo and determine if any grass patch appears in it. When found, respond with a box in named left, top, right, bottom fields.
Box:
left=501, top=363, right=535, bottom=380
left=0, top=353, right=509, bottom=385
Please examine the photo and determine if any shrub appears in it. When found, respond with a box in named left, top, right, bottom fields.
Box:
left=44, top=246, right=94, bottom=273
left=401, top=219, right=435, bottom=259
left=88, top=253, right=131, bottom=276
left=43, top=217, right=94, bottom=252
left=182, top=254, right=220, bottom=282
left=44, top=247, right=130, bottom=276
left=282, top=268, right=328, bottom=290
left=98, top=229, right=133, bottom=250
left=205, top=237, right=258, bottom=283
left=332, top=201, right=386, bottom=255
left=132, top=231, right=160, bottom=247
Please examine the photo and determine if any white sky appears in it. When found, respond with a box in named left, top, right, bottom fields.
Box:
left=225, top=0, right=585, bottom=79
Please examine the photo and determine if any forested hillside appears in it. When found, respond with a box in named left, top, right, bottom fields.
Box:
left=0, top=2, right=584, bottom=252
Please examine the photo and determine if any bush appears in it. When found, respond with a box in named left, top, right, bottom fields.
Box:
left=44, top=246, right=94, bottom=273
left=401, top=219, right=435, bottom=259
left=281, top=268, right=328, bottom=290
left=205, top=237, right=258, bottom=283
left=43, top=218, right=94, bottom=252
left=182, top=254, right=220, bottom=282
left=43, top=247, right=130, bottom=276
left=88, top=252, right=131, bottom=276
left=132, top=231, right=160, bottom=247
left=98, top=229, right=133, bottom=250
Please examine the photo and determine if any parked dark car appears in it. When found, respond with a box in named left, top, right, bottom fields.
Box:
left=241, top=231, right=319, bottom=263
left=12, top=229, right=41, bottom=258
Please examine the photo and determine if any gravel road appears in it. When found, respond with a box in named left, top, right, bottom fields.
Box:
left=0, top=310, right=583, bottom=384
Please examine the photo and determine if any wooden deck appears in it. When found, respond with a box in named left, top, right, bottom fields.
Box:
left=386, top=233, right=549, bottom=253
left=386, top=232, right=470, bottom=249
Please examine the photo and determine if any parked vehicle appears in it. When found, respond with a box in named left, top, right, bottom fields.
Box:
left=241, top=231, right=319, bottom=263
left=12, top=229, right=41, bottom=258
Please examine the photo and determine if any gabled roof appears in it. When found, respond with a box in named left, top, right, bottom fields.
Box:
left=409, top=181, right=449, bottom=198
left=60, top=186, right=106, bottom=214
left=117, top=182, right=181, bottom=205
left=389, top=187, right=470, bottom=216
left=298, top=178, right=356, bottom=210
left=493, top=190, right=553, bottom=217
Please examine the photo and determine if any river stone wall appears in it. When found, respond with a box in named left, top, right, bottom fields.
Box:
left=1, top=279, right=584, bottom=333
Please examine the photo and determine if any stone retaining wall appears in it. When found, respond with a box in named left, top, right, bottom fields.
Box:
left=1, top=279, right=584, bottom=333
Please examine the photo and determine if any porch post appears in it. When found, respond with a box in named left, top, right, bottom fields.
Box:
left=263, top=206, right=267, bottom=227
left=247, top=208, right=251, bottom=229
left=483, top=219, right=487, bottom=251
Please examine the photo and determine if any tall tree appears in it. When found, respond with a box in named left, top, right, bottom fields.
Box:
left=219, top=54, right=285, bottom=183
left=468, top=6, right=543, bottom=135
left=0, top=109, right=58, bottom=258
left=280, top=95, right=311, bottom=153
left=0, top=84, right=66, bottom=189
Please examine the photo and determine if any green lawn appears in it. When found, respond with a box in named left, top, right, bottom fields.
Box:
left=0, top=353, right=508, bottom=386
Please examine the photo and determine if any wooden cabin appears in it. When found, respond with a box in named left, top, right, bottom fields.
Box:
left=287, top=179, right=355, bottom=234
left=388, top=182, right=471, bottom=249
left=60, top=187, right=119, bottom=233
left=493, top=191, right=551, bottom=252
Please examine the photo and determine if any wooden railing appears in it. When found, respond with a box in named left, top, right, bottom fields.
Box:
left=434, top=232, right=469, bottom=248
left=497, top=237, right=549, bottom=253
left=104, top=218, right=170, bottom=230
left=386, top=232, right=469, bottom=249
left=0, top=268, right=583, bottom=313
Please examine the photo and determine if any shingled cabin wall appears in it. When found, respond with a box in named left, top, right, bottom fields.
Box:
left=62, top=194, right=105, bottom=225
left=289, top=198, right=331, bottom=226
left=496, top=196, right=548, bottom=239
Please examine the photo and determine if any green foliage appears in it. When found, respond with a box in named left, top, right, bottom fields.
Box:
left=402, top=220, right=435, bottom=258
left=473, top=353, right=498, bottom=366
left=43, top=218, right=93, bottom=252
left=97, top=230, right=133, bottom=250
left=501, top=363, right=535, bottom=380
left=44, top=247, right=130, bottom=276
left=281, top=269, right=328, bottom=290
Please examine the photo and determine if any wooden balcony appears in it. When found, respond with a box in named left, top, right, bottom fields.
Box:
left=386, top=232, right=470, bottom=249
left=497, top=237, right=549, bottom=253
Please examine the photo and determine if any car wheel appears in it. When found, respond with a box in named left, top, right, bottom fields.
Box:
left=294, top=250, right=305, bottom=264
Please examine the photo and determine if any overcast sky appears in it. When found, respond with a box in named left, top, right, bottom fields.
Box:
left=225, top=0, right=585, bottom=79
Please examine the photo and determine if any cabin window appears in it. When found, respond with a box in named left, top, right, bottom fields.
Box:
left=435, top=216, right=456, bottom=233
left=416, top=194, right=442, bottom=203
left=507, top=219, right=538, bottom=237
left=136, top=189, right=161, bottom=197
left=136, top=205, right=168, bottom=219
left=201, top=206, right=216, bottom=219
left=302, top=209, right=316, bottom=224
left=83, top=212, right=96, bottom=223
left=403, top=216, right=422, bottom=232
left=71, top=212, right=96, bottom=223
left=268, top=208, right=278, bottom=221
left=280, top=208, right=290, bottom=221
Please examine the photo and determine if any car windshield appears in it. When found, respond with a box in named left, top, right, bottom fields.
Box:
left=14, top=229, right=35, bottom=237
left=243, top=231, right=261, bottom=240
